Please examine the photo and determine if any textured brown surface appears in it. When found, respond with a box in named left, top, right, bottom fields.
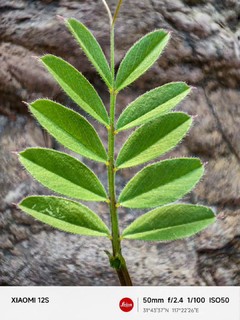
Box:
left=0, top=0, right=239, bottom=285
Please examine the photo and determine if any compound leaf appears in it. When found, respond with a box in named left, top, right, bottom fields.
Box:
left=41, top=55, right=109, bottom=126
left=116, top=112, right=192, bottom=169
left=116, top=30, right=170, bottom=91
left=118, top=158, right=204, bottom=208
left=29, top=99, right=107, bottom=163
left=67, top=18, right=112, bottom=88
left=19, top=196, right=110, bottom=237
left=117, top=82, right=191, bottom=131
left=122, top=204, right=215, bottom=241
left=19, top=148, right=107, bottom=202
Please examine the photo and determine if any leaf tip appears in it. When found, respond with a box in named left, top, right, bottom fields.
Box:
left=31, top=55, right=41, bottom=61
left=217, top=212, right=226, bottom=220
left=192, top=114, right=199, bottom=119
left=22, top=101, right=29, bottom=107
left=56, top=15, right=66, bottom=23
left=190, top=86, right=198, bottom=91
left=39, top=54, right=54, bottom=64
left=167, top=29, right=173, bottom=35
left=12, top=202, right=18, bottom=208
left=161, top=29, right=172, bottom=39
left=11, top=151, right=19, bottom=156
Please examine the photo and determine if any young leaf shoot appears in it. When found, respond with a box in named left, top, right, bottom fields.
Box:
left=18, top=0, right=215, bottom=286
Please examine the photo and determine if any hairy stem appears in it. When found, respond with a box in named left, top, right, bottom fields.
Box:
left=107, top=25, right=132, bottom=286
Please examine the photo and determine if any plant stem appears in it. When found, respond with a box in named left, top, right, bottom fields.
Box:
left=101, top=0, right=113, bottom=26
left=107, top=25, right=132, bottom=286
left=112, top=0, right=123, bottom=26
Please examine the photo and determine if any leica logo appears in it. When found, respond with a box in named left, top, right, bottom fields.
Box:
left=119, top=297, right=134, bottom=312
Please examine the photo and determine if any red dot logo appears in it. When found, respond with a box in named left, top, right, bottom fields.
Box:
left=119, top=297, right=134, bottom=312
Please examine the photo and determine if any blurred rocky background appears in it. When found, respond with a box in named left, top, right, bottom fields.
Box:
left=0, top=0, right=239, bottom=286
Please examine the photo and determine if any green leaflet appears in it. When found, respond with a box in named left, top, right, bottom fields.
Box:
left=19, top=148, right=107, bottom=202
left=29, top=99, right=107, bottom=163
left=116, top=112, right=192, bottom=169
left=122, top=204, right=215, bottom=241
left=19, top=196, right=110, bottom=237
left=41, top=55, right=109, bottom=126
left=67, top=18, right=112, bottom=88
left=118, top=158, right=204, bottom=208
left=117, top=82, right=191, bottom=131
left=115, top=30, right=170, bottom=91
